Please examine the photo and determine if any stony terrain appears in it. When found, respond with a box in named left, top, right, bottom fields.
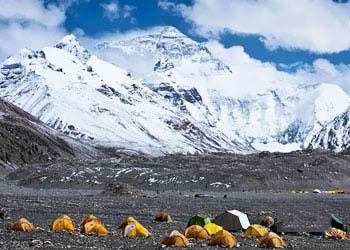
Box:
left=1, top=150, right=350, bottom=249
left=1, top=188, right=350, bottom=250
left=0, top=99, right=75, bottom=175
left=5, top=150, right=350, bottom=192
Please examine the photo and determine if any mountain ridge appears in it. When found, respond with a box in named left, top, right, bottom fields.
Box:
left=0, top=27, right=349, bottom=155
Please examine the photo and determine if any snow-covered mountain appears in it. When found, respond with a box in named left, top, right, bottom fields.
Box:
left=0, top=33, right=251, bottom=155
left=0, top=26, right=349, bottom=155
left=93, top=26, right=350, bottom=152
left=309, top=109, right=350, bottom=152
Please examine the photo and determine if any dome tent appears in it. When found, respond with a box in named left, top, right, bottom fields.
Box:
left=244, top=224, right=269, bottom=237
left=51, top=215, right=75, bottom=232
left=12, top=218, right=35, bottom=232
left=162, top=230, right=189, bottom=247
left=187, top=214, right=211, bottom=227
left=209, top=230, right=238, bottom=247
left=184, top=225, right=209, bottom=240
left=214, top=210, right=250, bottom=232
left=80, top=215, right=109, bottom=236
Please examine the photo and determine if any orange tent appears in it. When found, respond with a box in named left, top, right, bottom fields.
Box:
left=162, top=230, right=189, bottom=247
left=12, top=218, right=35, bottom=232
left=155, top=213, right=173, bottom=223
left=184, top=225, right=209, bottom=240
left=258, top=232, right=286, bottom=248
left=209, top=230, right=238, bottom=247
left=51, top=215, right=75, bottom=232
left=80, top=215, right=109, bottom=236
left=80, top=215, right=98, bottom=226
left=324, top=228, right=347, bottom=240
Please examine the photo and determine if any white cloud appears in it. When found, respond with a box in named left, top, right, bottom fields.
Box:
left=0, top=0, right=67, bottom=60
left=163, top=0, right=350, bottom=53
left=123, top=5, right=136, bottom=18
left=204, top=40, right=296, bottom=96
left=205, top=40, right=350, bottom=95
left=101, top=0, right=120, bottom=21
left=295, top=59, right=350, bottom=93
left=158, top=0, right=188, bottom=15
left=72, top=27, right=85, bottom=37
left=81, top=27, right=350, bottom=96
left=81, top=28, right=160, bottom=78
left=0, top=0, right=65, bottom=27
left=100, top=1, right=136, bottom=22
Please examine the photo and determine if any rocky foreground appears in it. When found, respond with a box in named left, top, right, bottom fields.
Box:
left=1, top=150, right=350, bottom=249
left=1, top=187, right=350, bottom=250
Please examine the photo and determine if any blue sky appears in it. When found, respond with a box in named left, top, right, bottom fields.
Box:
left=0, top=0, right=349, bottom=69
left=44, top=0, right=350, bottom=67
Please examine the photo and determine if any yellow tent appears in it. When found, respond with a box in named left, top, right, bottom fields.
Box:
left=51, top=215, right=75, bottom=232
left=184, top=225, right=209, bottom=240
left=258, top=232, right=286, bottom=248
left=244, top=224, right=269, bottom=237
left=12, top=218, right=35, bottom=232
left=324, top=228, right=347, bottom=240
left=209, top=230, right=238, bottom=247
left=162, top=230, right=189, bottom=247
left=119, top=217, right=150, bottom=237
left=204, top=223, right=223, bottom=235
left=80, top=215, right=98, bottom=226
left=80, top=215, right=109, bottom=236
left=155, top=213, right=173, bottom=223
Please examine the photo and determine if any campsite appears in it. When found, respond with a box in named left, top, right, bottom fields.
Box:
left=2, top=162, right=350, bottom=250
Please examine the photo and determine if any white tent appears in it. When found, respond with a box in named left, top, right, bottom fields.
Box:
left=213, top=210, right=250, bottom=231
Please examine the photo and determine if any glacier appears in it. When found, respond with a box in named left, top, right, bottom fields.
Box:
left=0, top=26, right=349, bottom=155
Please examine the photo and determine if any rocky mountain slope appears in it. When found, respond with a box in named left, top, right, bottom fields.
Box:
left=94, top=26, right=350, bottom=152
left=0, top=98, right=97, bottom=174
left=309, top=108, right=350, bottom=152
left=0, top=26, right=349, bottom=154
left=0, top=33, right=251, bottom=155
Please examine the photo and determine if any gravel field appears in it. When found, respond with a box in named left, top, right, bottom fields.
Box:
left=1, top=180, right=350, bottom=249
left=2, top=150, right=350, bottom=249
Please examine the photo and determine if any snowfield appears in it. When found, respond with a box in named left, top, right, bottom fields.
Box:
left=0, top=26, right=349, bottom=154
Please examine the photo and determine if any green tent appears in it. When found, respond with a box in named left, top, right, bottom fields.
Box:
left=331, top=214, right=346, bottom=231
left=187, top=214, right=211, bottom=227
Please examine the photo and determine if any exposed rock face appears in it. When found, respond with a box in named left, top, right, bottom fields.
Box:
left=309, top=109, right=350, bottom=152
left=0, top=98, right=74, bottom=171
left=0, top=28, right=349, bottom=155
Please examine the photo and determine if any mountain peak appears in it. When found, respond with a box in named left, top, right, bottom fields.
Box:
left=56, top=34, right=80, bottom=47
left=55, top=34, right=90, bottom=63
left=158, top=26, right=185, bottom=37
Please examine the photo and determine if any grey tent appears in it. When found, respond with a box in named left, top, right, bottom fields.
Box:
left=213, top=210, right=250, bottom=232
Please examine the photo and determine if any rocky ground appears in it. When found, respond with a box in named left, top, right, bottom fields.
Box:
left=1, top=187, right=350, bottom=249
left=6, top=150, right=350, bottom=192
left=1, top=150, right=350, bottom=249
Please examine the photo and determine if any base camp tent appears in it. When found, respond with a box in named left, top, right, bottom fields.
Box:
left=12, top=218, right=35, bottom=232
left=155, top=213, right=173, bottom=223
left=119, top=217, right=150, bottom=237
left=204, top=223, right=223, bottom=235
left=260, top=216, right=274, bottom=228
left=51, top=215, right=75, bottom=232
left=324, top=228, right=347, bottom=240
left=162, top=230, right=189, bottom=247
left=209, top=230, right=238, bottom=247
left=184, top=225, right=209, bottom=240
left=187, top=214, right=211, bottom=227
left=244, top=224, right=269, bottom=237
left=331, top=214, right=347, bottom=231
left=80, top=215, right=109, bottom=236
left=257, top=232, right=285, bottom=248
left=214, top=210, right=250, bottom=231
